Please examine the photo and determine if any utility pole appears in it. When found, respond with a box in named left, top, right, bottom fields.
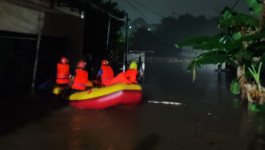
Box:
left=106, top=0, right=112, bottom=54
left=31, top=11, right=44, bottom=94
left=125, top=13, right=129, bottom=69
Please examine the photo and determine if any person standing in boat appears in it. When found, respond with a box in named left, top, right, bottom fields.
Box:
left=96, top=59, right=114, bottom=86
left=71, top=60, right=89, bottom=92
left=109, top=62, right=138, bottom=85
left=56, top=57, right=71, bottom=88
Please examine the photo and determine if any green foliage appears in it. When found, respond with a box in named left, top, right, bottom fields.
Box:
left=230, top=79, right=240, bottom=94
left=175, top=1, right=265, bottom=92
left=248, top=62, right=263, bottom=92
left=219, top=34, right=234, bottom=44
left=232, top=32, right=241, bottom=40
left=186, top=51, right=237, bottom=71
left=234, top=49, right=253, bottom=62
left=240, top=31, right=265, bottom=41
left=250, top=42, right=265, bottom=52
left=249, top=103, right=265, bottom=112
left=175, top=36, right=220, bottom=48
left=245, top=0, right=263, bottom=15
left=219, top=7, right=235, bottom=22
left=176, top=23, right=265, bottom=72
left=193, top=42, right=225, bottom=50
left=260, top=53, right=265, bottom=62
left=219, top=13, right=259, bottom=29
left=230, top=31, right=265, bottom=54
left=175, top=35, right=234, bottom=51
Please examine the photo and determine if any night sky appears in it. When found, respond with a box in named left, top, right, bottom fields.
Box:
left=112, top=0, right=250, bottom=23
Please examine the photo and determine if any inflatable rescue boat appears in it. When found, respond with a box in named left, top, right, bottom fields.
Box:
left=53, top=84, right=142, bottom=109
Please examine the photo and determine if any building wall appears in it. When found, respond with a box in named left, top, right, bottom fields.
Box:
left=0, top=1, right=84, bottom=62
left=0, top=1, right=39, bottom=34
left=0, top=1, right=84, bottom=94
left=42, top=12, right=84, bottom=63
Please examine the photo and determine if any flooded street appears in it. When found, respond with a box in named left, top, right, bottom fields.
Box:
left=1, top=58, right=265, bottom=150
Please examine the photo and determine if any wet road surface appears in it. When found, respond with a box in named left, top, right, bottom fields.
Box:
left=1, top=58, right=265, bottom=150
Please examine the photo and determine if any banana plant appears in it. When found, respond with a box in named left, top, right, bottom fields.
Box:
left=175, top=4, right=265, bottom=100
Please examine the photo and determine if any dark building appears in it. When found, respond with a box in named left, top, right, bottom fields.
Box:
left=0, top=0, right=84, bottom=95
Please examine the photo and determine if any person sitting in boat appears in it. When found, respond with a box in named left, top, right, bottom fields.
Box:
left=56, top=57, right=71, bottom=88
left=71, top=60, right=89, bottom=92
left=96, top=59, right=114, bottom=86
left=109, top=62, right=138, bottom=85
left=125, top=61, right=138, bottom=83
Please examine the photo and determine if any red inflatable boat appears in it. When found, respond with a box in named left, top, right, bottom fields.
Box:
left=68, top=84, right=142, bottom=109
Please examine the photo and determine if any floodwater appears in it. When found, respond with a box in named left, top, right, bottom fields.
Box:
left=1, top=58, right=265, bottom=150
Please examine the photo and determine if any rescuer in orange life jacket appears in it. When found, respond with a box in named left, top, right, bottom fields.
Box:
left=71, top=60, right=88, bottom=92
left=96, top=59, right=114, bottom=86
left=56, top=57, right=71, bottom=87
left=109, top=62, right=138, bottom=85
left=125, top=62, right=138, bottom=83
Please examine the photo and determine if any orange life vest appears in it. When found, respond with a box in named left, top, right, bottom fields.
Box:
left=101, top=65, right=114, bottom=86
left=56, top=63, right=70, bottom=84
left=125, top=69, right=138, bottom=83
left=71, top=69, right=88, bottom=91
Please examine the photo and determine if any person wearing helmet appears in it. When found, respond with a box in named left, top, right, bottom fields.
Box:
left=71, top=60, right=88, bottom=91
left=56, top=57, right=71, bottom=87
left=125, top=62, right=138, bottom=83
left=109, top=62, right=138, bottom=85
left=97, top=59, right=114, bottom=86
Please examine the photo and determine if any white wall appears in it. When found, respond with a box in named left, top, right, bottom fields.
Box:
left=0, top=1, right=85, bottom=62
left=0, top=1, right=39, bottom=34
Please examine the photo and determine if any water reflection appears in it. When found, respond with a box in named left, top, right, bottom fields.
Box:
left=142, top=58, right=265, bottom=149
left=65, top=58, right=265, bottom=150
left=135, top=133, right=161, bottom=150
left=244, top=112, right=265, bottom=150
left=1, top=57, right=265, bottom=150
left=68, top=107, right=140, bottom=150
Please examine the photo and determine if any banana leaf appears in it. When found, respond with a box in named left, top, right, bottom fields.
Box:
left=219, top=13, right=259, bottom=29
left=219, top=7, right=235, bottom=22
left=234, top=49, right=253, bottom=62
left=176, top=34, right=233, bottom=51
left=175, top=36, right=220, bottom=48
left=227, top=31, right=265, bottom=50
left=186, top=51, right=237, bottom=71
